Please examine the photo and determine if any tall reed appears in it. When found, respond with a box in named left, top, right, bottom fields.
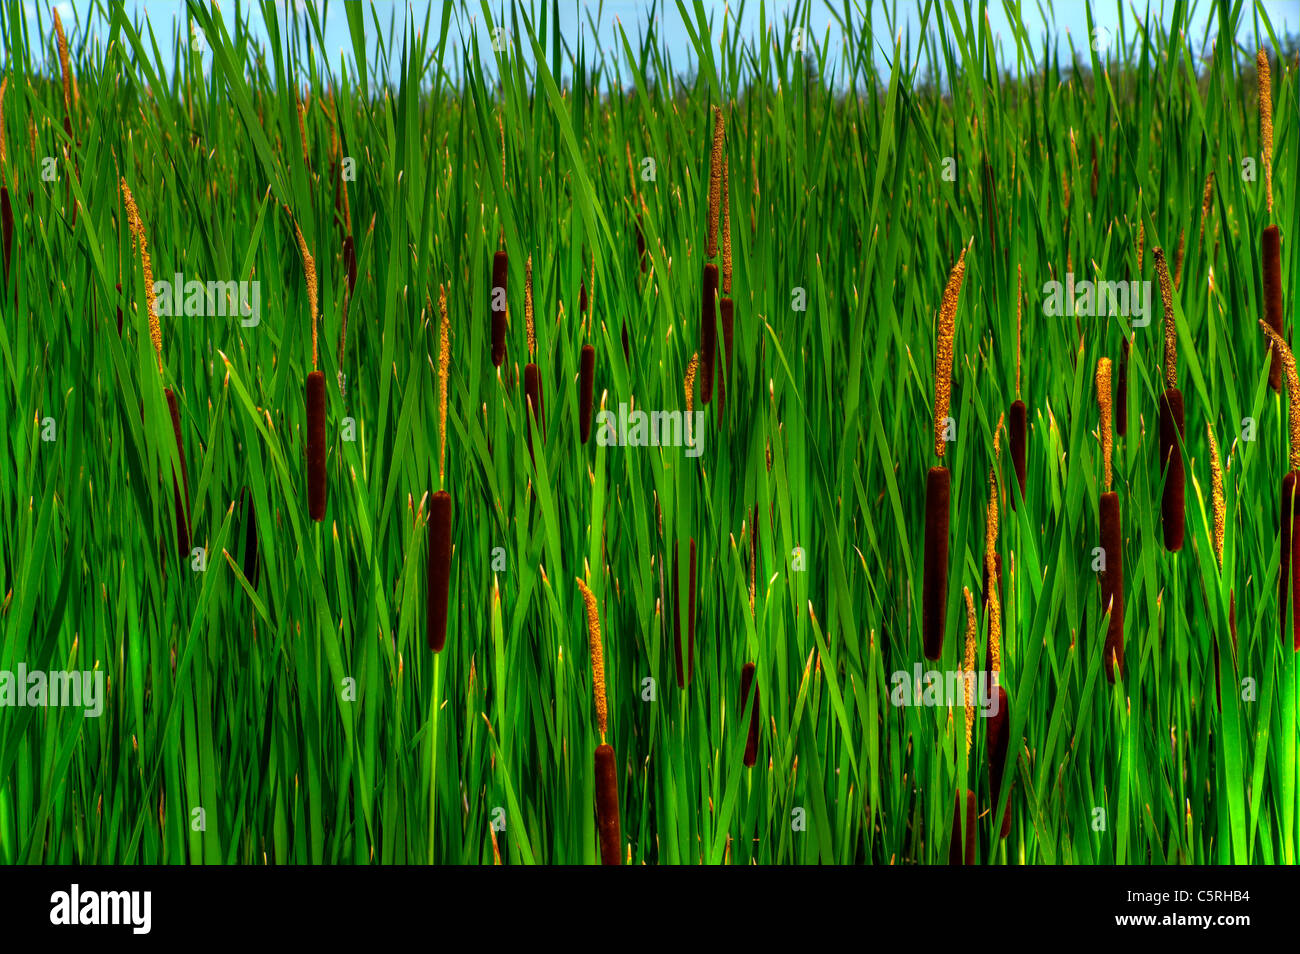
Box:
left=923, top=247, right=967, bottom=659
left=1097, top=358, right=1124, bottom=681
left=718, top=152, right=733, bottom=420
left=577, top=578, right=620, bottom=865
left=1154, top=247, right=1184, bottom=551
left=700, top=105, right=724, bottom=404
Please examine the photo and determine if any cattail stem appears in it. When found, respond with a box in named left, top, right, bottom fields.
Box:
left=922, top=466, right=951, bottom=659
left=1159, top=387, right=1185, bottom=552
left=305, top=370, right=327, bottom=521
left=594, top=744, right=621, bottom=865
left=165, top=387, right=190, bottom=556
left=1264, top=225, right=1283, bottom=392
left=700, top=263, right=718, bottom=404
left=673, top=539, right=697, bottom=688
left=427, top=490, right=452, bottom=652
left=579, top=345, right=596, bottom=443
left=740, top=662, right=760, bottom=767
left=491, top=250, right=507, bottom=367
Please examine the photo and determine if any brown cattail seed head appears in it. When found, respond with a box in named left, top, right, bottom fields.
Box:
left=427, top=490, right=453, bottom=652
left=306, top=370, right=327, bottom=521
left=1154, top=247, right=1176, bottom=389
left=722, top=152, right=732, bottom=293
left=740, top=662, right=760, bottom=767
left=1263, top=226, right=1285, bottom=392
left=593, top=744, right=621, bottom=865
left=933, top=248, right=967, bottom=458
left=706, top=105, right=724, bottom=259
left=524, top=254, right=535, bottom=358
left=576, top=578, right=607, bottom=741
left=579, top=345, right=596, bottom=443
left=1099, top=490, right=1125, bottom=681
left=1096, top=358, right=1113, bottom=492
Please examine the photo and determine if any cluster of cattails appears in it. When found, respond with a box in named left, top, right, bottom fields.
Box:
left=923, top=247, right=968, bottom=659
left=699, top=106, right=725, bottom=406
left=121, top=178, right=189, bottom=557
left=1154, top=247, right=1184, bottom=551
left=1096, top=358, right=1125, bottom=681
left=296, top=223, right=327, bottom=523
left=577, top=578, right=621, bottom=865
left=428, top=286, right=454, bottom=653
left=1260, top=322, right=1300, bottom=652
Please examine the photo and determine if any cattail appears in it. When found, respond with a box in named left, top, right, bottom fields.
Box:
left=242, top=487, right=260, bottom=589
left=579, top=345, right=596, bottom=443
left=740, top=662, right=760, bottom=767
left=923, top=248, right=967, bottom=660
left=1259, top=48, right=1274, bottom=215
left=1137, top=221, right=1145, bottom=272
left=685, top=353, right=698, bottom=449
left=1097, top=358, right=1124, bottom=681
left=949, top=789, right=977, bottom=865
left=722, top=152, right=732, bottom=294
left=427, top=490, right=453, bottom=651
left=294, top=222, right=319, bottom=370
left=120, top=179, right=162, bottom=374
left=491, top=250, right=507, bottom=367
left=706, top=105, right=724, bottom=259
left=524, top=255, right=535, bottom=358
left=54, top=9, right=71, bottom=118
left=672, top=539, right=697, bottom=688
left=306, top=370, right=327, bottom=521
left=1199, top=172, right=1215, bottom=248
left=437, top=285, right=449, bottom=482
left=165, top=388, right=190, bottom=555
left=1208, top=424, right=1225, bottom=570
left=593, top=743, right=621, bottom=866
left=1155, top=247, right=1185, bottom=551
left=750, top=502, right=759, bottom=615
left=1259, top=321, right=1300, bottom=650
left=1263, top=225, right=1284, bottom=392
left=1173, top=230, right=1185, bottom=290
left=1116, top=336, right=1129, bottom=437
left=700, top=263, right=718, bottom=404
left=984, top=417, right=1004, bottom=672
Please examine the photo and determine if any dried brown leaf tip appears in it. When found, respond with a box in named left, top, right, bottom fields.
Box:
left=933, top=246, right=968, bottom=458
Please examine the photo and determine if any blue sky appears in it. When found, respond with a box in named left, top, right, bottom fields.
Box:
left=18, top=1, right=1300, bottom=87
